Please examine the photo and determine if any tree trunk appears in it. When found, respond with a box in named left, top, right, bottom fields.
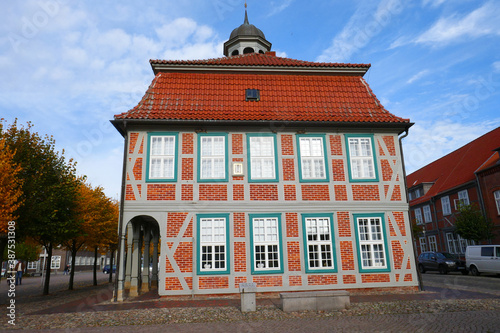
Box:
left=0, top=237, right=6, bottom=282
left=43, top=243, right=52, bottom=295
left=108, top=249, right=115, bottom=283
left=68, top=240, right=77, bottom=290
left=93, top=246, right=98, bottom=286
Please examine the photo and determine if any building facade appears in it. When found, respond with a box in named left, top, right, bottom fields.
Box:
left=407, top=127, right=500, bottom=256
left=112, top=11, right=417, bottom=300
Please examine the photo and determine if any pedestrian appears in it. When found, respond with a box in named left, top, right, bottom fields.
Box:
left=15, top=260, right=24, bottom=285
left=63, top=264, right=70, bottom=275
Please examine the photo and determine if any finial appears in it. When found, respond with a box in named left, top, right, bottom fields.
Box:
left=244, top=1, right=249, bottom=24
left=245, top=1, right=247, bottom=9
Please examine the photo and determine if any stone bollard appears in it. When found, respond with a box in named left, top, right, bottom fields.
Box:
left=239, top=282, right=257, bottom=312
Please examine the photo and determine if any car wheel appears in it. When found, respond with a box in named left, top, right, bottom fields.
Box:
left=438, top=265, right=448, bottom=274
left=418, top=264, right=426, bottom=274
left=470, top=265, right=480, bottom=276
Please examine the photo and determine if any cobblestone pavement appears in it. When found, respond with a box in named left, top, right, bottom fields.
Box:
left=2, top=274, right=500, bottom=332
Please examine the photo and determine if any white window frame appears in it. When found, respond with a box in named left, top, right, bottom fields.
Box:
left=458, top=235, right=475, bottom=254
left=51, top=256, right=61, bottom=269
left=423, top=205, right=432, bottom=223
left=495, top=190, right=500, bottom=215
left=458, top=190, right=470, bottom=207
left=441, top=196, right=451, bottom=216
left=446, top=233, right=459, bottom=254
left=419, top=237, right=427, bottom=252
left=428, top=235, right=437, bottom=252
left=347, top=137, right=376, bottom=180
left=198, top=216, right=229, bottom=274
left=148, top=134, right=177, bottom=180
left=248, top=135, right=277, bottom=181
left=414, top=208, right=423, bottom=225
left=355, top=216, right=389, bottom=271
left=27, top=261, right=38, bottom=270
left=298, top=137, right=327, bottom=180
left=304, top=216, right=335, bottom=271
left=199, top=135, right=226, bottom=180
left=251, top=216, right=282, bottom=273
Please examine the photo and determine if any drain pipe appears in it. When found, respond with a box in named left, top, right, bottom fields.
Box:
left=398, top=126, right=424, bottom=291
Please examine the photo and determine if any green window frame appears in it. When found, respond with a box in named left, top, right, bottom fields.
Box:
left=146, top=132, right=179, bottom=182
left=246, top=134, right=279, bottom=182
left=353, top=213, right=391, bottom=273
left=301, top=213, right=337, bottom=273
left=296, top=134, right=329, bottom=182
left=249, top=214, right=284, bottom=274
left=197, top=133, right=229, bottom=182
left=196, top=214, right=230, bottom=275
left=345, top=134, right=379, bottom=182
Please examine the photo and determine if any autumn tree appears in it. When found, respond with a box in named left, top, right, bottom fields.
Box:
left=455, top=203, right=494, bottom=243
left=0, top=135, right=24, bottom=279
left=1, top=120, right=80, bottom=295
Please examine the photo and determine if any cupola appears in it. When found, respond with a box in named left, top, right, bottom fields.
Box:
left=223, top=3, right=272, bottom=57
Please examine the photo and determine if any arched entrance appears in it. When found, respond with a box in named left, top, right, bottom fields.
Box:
left=116, top=215, right=160, bottom=300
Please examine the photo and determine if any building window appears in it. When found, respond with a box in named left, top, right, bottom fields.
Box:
left=297, top=135, right=329, bottom=182
left=423, top=205, right=432, bottom=223
left=441, top=196, right=451, bottom=216
left=419, top=237, right=427, bottom=252
left=458, top=235, right=475, bottom=253
left=27, top=261, right=38, bottom=270
left=250, top=214, right=283, bottom=274
left=147, top=133, right=178, bottom=181
left=247, top=134, right=278, bottom=182
left=495, top=190, right=500, bottom=215
left=456, top=190, right=470, bottom=209
left=428, top=235, right=437, bottom=252
left=354, top=214, right=390, bottom=272
left=345, top=135, right=378, bottom=182
left=302, top=214, right=337, bottom=273
left=414, top=208, right=423, bottom=225
left=51, top=256, right=61, bottom=269
left=446, top=233, right=461, bottom=254
left=197, top=214, right=230, bottom=275
left=198, top=134, right=228, bottom=182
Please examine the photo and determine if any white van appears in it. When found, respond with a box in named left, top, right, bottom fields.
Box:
left=465, top=245, right=500, bottom=276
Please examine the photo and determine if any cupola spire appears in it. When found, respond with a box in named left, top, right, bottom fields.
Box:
left=223, top=1, right=272, bottom=57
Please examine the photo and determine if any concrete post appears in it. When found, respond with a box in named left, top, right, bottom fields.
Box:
left=129, top=223, right=140, bottom=297
left=239, top=283, right=257, bottom=312
left=115, top=234, right=127, bottom=302
left=124, top=223, right=133, bottom=289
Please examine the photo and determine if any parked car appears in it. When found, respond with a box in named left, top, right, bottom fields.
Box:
left=418, top=251, right=468, bottom=275
left=102, top=265, right=116, bottom=274
left=465, top=245, right=500, bottom=276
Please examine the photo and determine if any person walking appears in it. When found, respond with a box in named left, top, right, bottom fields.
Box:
left=15, top=260, right=24, bottom=285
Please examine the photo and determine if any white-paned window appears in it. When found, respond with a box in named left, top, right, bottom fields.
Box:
left=419, top=237, right=427, bottom=252
left=414, top=208, right=423, bottom=225
left=305, top=217, right=334, bottom=270
left=356, top=217, right=387, bottom=269
left=200, top=136, right=226, bottom=180
left=199, top=217, right=227, bottom=272
left=458, top=235, right=475, bottom=254
left=27, top=261, right=38, bottom=270
left=249, top=136, right=276, bottom=180
left=428, top=235, right=437, bottom=252
left=495, top=190, right=500, bottom=215
left=252, top=217, right=281, bottom=271
left=149, top=135, right=176, bottom=179
left=446, top=233, right=459, bottom=254
left=51, top=256, right=61, bottom=269
left=441, top=196, right=451, bottom=216
left=348, top=137, right=376, bottom=180
left=423, top=205, right=432, bottom=223
left=299, top=137, right=326, bottom=180
left=457, top=190, right=470, bottom=208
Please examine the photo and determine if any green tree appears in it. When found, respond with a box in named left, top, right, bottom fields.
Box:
left=454, top=203, right=494, bottom=243
left=1, top=120, right=80, bottom=295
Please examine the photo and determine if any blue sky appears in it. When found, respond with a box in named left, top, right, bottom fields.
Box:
left=1, top=0, right=500, bottom=198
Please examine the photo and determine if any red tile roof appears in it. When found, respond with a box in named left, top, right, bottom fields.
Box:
left=407, top=127, right=500, bottom=205
left=114, top=53, right=410, bottom=125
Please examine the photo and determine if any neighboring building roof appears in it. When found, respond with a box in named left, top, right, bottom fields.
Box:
left=407, top=127, right=500, bottom=205
left=114, top=53, right=410, bottom=127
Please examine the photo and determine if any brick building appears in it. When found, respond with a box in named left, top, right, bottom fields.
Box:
left=111, top=10, right=417, bottom=300
left=407, top=127, right=500, bottom=256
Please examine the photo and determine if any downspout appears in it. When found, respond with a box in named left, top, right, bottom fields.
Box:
left=114, top=120, right=128, bottom=302
left=399, top=126, right=424, bottom=291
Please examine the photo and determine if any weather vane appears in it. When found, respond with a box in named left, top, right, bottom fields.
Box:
left=245, top=1, right=247, bottom=9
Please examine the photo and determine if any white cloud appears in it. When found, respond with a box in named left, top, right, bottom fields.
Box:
left=407, top=69, right=430, bottom=84
left=268, top=0, right=293, bottom=17
left=317, top=0, right=404, bottom=62
left=493, top=61, right=500, bottom=72
left=415, top=2, right=500, bottom=45
left=422, top=0, right=447, bottom=8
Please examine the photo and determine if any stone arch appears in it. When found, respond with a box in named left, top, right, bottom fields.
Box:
left=117, top=215, right=161, bottom=299
left=243, top=47, right=254, bottom=54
